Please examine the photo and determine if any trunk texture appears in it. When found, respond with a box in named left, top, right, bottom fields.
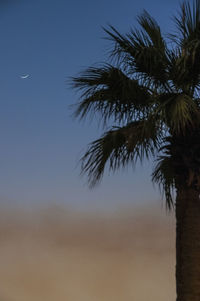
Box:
left=176, top=188, right=200, bottom=301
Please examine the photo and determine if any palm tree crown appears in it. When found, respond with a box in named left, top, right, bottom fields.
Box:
left=71, top=0, right=200, bottom=210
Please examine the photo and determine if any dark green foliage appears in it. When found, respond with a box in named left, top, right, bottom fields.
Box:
left=71, top=0, right=200, bottom=210
left=81, top=120, right=162, bottom=188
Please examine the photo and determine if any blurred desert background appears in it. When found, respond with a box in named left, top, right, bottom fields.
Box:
left=0, top=203, right=176, bottom=301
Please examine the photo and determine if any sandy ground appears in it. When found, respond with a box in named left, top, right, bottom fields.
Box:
left=0, top=204, right=176, bottom=301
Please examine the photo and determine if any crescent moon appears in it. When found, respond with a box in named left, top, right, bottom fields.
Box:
left=20, top=74, right=29, bottom=79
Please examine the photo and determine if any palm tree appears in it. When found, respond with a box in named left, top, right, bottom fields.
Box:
left=70, top=1, right=200, bottom=300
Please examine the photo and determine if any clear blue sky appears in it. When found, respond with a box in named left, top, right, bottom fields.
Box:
left=0, top=0, right=180, bottom=210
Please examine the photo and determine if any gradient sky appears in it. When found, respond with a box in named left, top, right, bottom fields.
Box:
left=0, top=0, right=181, bottom=210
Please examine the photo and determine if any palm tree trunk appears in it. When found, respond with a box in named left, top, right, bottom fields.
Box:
left=176, top=188, right=200, bottom=301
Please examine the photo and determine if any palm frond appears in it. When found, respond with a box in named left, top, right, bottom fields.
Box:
left=173, top=0, right=200, bottom=44
left=137, top=10, right=166, bottom=50
left=170, top=0, right=200, bottom=91
left=152, top=155, right=175, bottom=210
left=103, top=11, right=169, bottom=87
left=168, top=42, right=200, bottom=93
left=71, top=64, right=152, bottom=124
left=157, top=93, right=199, bottom=133
left=80, top=119, right=162, bottom=187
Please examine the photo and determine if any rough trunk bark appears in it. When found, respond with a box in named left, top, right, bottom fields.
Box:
left=176, top=188, right=200, bottom=301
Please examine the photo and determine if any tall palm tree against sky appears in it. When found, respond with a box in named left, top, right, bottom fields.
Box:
left=71, top=1, right=200, bottom=300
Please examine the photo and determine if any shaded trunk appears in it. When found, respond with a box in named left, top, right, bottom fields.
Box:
left=176, top=188, right=200, bottom=301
